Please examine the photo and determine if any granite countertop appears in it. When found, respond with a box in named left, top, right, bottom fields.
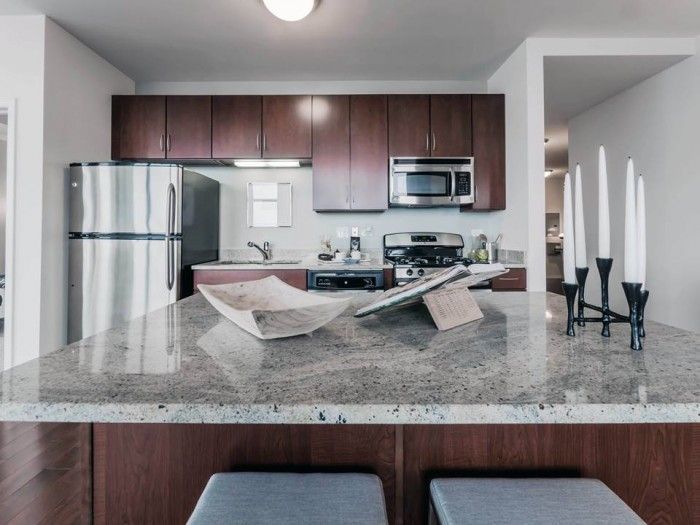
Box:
left=1, top=292, right=698, bottom=424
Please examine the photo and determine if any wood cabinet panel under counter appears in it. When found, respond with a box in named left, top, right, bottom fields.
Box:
left=193, top=269, right=308, bottom=290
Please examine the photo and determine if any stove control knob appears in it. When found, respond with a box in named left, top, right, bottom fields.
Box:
left=417, top=269, right=425, bottom=276
left=406, top=269, right=414, bottom=276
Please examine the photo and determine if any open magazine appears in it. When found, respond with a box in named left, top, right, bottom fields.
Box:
left=354, top=263, right=509, bottom=318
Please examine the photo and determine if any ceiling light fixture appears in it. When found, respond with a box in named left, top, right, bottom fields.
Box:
left=262, top=0, right=316, bottom=21
left=234, top=159, right=301, bottom=168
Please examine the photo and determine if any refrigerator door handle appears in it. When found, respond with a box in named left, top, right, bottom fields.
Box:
left=166, top=183, right=176, bottom=290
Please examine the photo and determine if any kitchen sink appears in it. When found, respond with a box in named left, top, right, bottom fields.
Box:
left=212, top=259, right=302, bottom=265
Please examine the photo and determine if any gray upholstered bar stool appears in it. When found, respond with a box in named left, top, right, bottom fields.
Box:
left=429, top=478, right=644, bottom=524
left=187, top=472, right=388, bottom=524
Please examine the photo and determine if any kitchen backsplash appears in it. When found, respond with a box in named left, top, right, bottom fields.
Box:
left=195, top=166, right=511, bottom=253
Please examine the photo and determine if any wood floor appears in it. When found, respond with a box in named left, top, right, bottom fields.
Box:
left=0, top=422, right=90, bottom=525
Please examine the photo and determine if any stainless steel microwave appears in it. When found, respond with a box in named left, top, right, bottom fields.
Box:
left=389, top=157, right=474, bottom=207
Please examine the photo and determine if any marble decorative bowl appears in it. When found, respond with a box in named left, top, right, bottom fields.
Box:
left=197, top=276, right=351, bottom=339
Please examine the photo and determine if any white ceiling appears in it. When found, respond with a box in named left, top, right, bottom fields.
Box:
left=2, top=0, right=700, bottom=82
left=544, top=54, right=689, bottom=177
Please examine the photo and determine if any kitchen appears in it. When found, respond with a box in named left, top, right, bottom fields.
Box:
left=1, top=1, right=700, bottom=524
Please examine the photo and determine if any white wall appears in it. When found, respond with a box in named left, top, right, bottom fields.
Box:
left=569, top=45, right=700, bottom=332
left=485, top=37, right=697, bottom=294
left=40, top=19, right=134, bottom=355
left=0, top=115, right=6, bottom=274
left=0, top=15, right=134, bottom=368
left=0, top=15, right=47, bottom=368
left=195, top=166, right=504, bottom=253
left=487, top=41, right=546, bottom=291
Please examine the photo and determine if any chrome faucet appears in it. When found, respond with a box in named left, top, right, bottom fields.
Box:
left=248, top=241, right=272, bottom=261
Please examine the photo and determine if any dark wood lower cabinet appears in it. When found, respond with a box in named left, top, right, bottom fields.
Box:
left=90, top=423, right=700, bottom=525
left=93, top=424, right=397, bottom=525
left=193, top=269, right=308, bottom=290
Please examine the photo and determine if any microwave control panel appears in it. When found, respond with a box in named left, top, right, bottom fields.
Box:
left=455, top=171, right=472, bottom=196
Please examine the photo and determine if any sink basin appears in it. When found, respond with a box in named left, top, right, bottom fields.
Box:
left=213, top=259, right=301, bottom=266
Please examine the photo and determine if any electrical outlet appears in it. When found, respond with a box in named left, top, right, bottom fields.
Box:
left=336, top=226, right=350, bottom=239
left=351, top=226, right=359, bottom=237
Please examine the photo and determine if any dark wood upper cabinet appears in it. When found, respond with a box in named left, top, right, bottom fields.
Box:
left=212, top=96, right=262, bottom=158
left=165, top=96, right=211, bottom=159
left=350, top=95, right=388, bottom=211
left=388, top=95, right=430, bottom=157
left=466, top=94, right=506, bottom=211
left=430, top=95, right=472, bottom=157
left=312, top=95, right=350, bottom=211
left=112, top=96, right=166, bottom=159
left=262, top=95, right=312, bottom=158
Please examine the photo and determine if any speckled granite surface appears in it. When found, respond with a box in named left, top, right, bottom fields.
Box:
left=0, top=292, right=698, bottom=424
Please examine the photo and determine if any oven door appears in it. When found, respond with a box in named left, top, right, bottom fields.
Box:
left=390, top=164, right=454, bottom=206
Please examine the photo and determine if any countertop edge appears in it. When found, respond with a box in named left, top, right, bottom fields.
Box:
left=3, top=402, right=698, bottom=425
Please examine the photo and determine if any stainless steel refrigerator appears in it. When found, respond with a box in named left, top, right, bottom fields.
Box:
left=68, top=162, right=219, bottom=343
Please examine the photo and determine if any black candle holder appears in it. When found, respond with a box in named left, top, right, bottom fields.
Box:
left=575, top=267, right=589, bottom=327
left=562, top=257, right=648, bottom=350
left=639, top=289, right=649, bottom=338
left=621, top=282, right=643, bottom=351
left=595, top=258, right=613, bottom=337
left=562, top=282, right=579, bottom=336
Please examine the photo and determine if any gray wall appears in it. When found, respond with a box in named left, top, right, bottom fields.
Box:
left=569, top=48, right=700, bottom=332
left=195, top=166, right=508, bottom=253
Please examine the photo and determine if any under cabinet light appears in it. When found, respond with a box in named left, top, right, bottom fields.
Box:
left=234, top=159, right=301, bottom=168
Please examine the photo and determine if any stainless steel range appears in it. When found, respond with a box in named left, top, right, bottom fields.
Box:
left=383, top=232, right=473, bottom=286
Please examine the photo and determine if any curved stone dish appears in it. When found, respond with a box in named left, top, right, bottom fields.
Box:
left=198, top=276, right=351, bottom=339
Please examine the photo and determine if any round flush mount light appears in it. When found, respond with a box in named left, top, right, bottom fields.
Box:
left=263, top=0, right=316, bottom=21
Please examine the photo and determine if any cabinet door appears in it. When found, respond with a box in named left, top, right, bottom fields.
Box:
left=350, top=95, right=388, bottom=211
left=312, top=96, right=350, bottom=211
left=468, top=94, right=506, bottom=210
left=430, top=95, right=472, bottom=157
left=212, top=96, right=262, bottom=158
left=193, top=269, right=307, bottom=290
left=165, top=96, right=212, bottom=159
left=491, top=268, right=526, bottom=291
left=111, top=96, right=166, bottom=159
left=262, top=95, right=312, bottom=158
left=388, top=95, right=430, bottom=157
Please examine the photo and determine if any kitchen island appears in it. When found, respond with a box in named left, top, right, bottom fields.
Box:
left=1, top=292, right=698, bottom=524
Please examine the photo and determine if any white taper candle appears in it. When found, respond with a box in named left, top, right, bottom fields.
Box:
left=574, top=164, right=587, bottom=268
left=598, top=145, right=610, bottom=258
left=563, top=172, right=576, bottom=284
left=637, top=176, right=646, bottom=289
left=624, top=158, right=637, bottom=282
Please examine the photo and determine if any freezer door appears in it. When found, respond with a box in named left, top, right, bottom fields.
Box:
left=68, top=238, right=181, bottom=343
left=69, top=163, right=182, bottom=235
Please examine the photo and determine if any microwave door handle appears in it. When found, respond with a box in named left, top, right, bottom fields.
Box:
left=450, top=170, right=457, bottom=201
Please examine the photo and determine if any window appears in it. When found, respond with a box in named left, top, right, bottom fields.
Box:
left=247, top=182, right=292, bottom=227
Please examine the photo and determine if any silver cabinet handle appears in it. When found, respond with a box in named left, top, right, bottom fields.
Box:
left=432, top=132, right=436, bottom=151
left=425, top=132, right=430, bottom=152
left=263, top=134, right=267, bottom=151
left=159, top=134, right=165, bottom=152
left=166, top=134, right=171, bottom=152
left=497, top=277, right=520, bottom=281
left=256, top=133, right=260, bottom=150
